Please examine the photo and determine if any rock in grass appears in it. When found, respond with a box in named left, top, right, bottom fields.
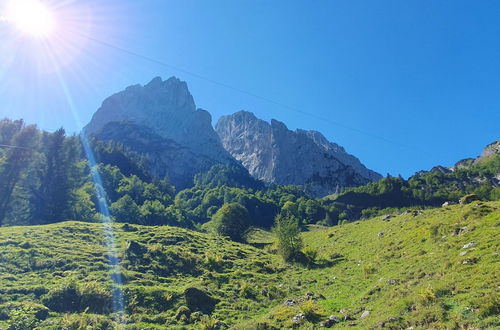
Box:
left=463, top=242, right=476, bottom=249
left=292, top=313, right=305, bottom=325
left=459, top=194, right=479, bottom=204
left=462, top=257, right=478, bottom=265
left=320, top=315, right=339, bottom=327
left=360, top=310, right=370, bottom=319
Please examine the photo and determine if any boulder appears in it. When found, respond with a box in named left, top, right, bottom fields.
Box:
left=292, top=313, right=305, bottom=325
left=320, top=315, right=339, bottom=327
left=459, top=194, right=479, bottom=205
left=462, top=242, right=476, bottom=249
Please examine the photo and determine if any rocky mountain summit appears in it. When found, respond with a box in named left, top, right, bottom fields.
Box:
left=479, top=139, right=500, bottom=160
left=84, top=77, right=237, bottom=188
left=216, top=110, right=382, bottom=196
left=84, top=77, right=382, bottom=194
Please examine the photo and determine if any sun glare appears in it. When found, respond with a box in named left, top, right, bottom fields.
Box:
left=5, top=0, right=56, bottom=38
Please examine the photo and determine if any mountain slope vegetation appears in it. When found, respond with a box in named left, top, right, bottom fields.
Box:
left=0, top=201, right=498, bottom=329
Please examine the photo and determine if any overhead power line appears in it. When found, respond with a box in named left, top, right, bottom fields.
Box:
left=0, top=143, right=32, bottom=150
left=74, top=31, right=429, bottom=155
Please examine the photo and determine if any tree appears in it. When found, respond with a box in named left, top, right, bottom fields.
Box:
left=273, top=212, right=303, bottom=262
left=0, top=124, right=37, bottom=225
left=110, top=195, right=142, bottom=223
left=212, top=203, right=250, bottom=242
left=31, top=128, right=73, bottom=224
left=140, top=200, right=168, bottom=225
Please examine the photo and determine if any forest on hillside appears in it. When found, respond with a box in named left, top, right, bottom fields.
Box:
left=1, top=118, right=499, bottom=231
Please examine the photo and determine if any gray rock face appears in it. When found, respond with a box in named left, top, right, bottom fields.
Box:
left=479, top=139, right=500, bottom=160
left=216, top=111, right=382, bottom=196
left=84, top=77, right=236, bottom=188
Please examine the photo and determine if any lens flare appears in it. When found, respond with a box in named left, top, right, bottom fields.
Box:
left=5, top=0, right=56, bottom=38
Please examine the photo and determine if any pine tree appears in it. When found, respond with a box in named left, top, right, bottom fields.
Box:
left=0, top=125, right=38, bottom=225
left=31, top=128, right=73, bottom=224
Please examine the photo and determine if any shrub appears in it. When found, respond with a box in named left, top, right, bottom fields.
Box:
left=197, top=315, right=219, bottom=330
left=299, top=299, right=323, bottom=321
left=273, top=212, right=303, bottom=262
left=204, top=252, right=224, bottom=271
left=6, top=310, right=38, bottom=330
left=418, top=287, right=437, bottom=306
left=5, top=303, right=47, bottom=330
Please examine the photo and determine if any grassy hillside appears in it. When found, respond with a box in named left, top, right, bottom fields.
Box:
left=0, top=201, right=498, bottom=329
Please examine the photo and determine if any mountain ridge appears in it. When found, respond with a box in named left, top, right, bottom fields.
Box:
left=84, top=77, right=381, bottom=195
left=216, top=110, right=382, bottom=196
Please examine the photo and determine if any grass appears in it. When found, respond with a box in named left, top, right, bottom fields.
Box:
left=0, top=201, right=498, bottom=329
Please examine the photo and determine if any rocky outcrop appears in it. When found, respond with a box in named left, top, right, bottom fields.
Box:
left=84, top=77, right=237, bottom=188
left=478, top=140, right=500, bottom=160
left=216, top=111, right=382, bottom=196
left=93, top=121, right=234, bottom=188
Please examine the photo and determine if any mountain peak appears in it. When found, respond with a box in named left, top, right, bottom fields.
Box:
left=83, top=77, right=235, bottom=187
left=84, top=76, right=196, bottom=137
left=216, top=111, right=381, bottom=196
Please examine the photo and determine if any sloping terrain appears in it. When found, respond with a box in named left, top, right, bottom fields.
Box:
left=0, top=202, right=498, bottom=329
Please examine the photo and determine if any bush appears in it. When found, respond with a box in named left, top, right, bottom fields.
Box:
left=273, top=212, right=303, bottom=262
left=204, top=252, right=224, bottom=271
left=6, top=309, right=38, bottom=330
left=212, top=203, right=250, bottom=242
left=299, top=299, right=323, bottom=321
left=197, top=315, right=220, bottom=330
left=5, top=303, right=48, bottom=330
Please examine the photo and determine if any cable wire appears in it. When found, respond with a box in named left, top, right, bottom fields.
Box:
left=74, top=31, right=430, bottom=154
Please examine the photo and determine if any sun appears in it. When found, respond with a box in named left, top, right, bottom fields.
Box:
left=5, top=0, right=56, bottom=38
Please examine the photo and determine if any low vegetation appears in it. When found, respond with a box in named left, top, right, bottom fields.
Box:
left=0, top=201, right=498, bottom=328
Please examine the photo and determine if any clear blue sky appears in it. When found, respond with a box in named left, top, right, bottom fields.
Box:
left=1, top=0, right=499, bottom=177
